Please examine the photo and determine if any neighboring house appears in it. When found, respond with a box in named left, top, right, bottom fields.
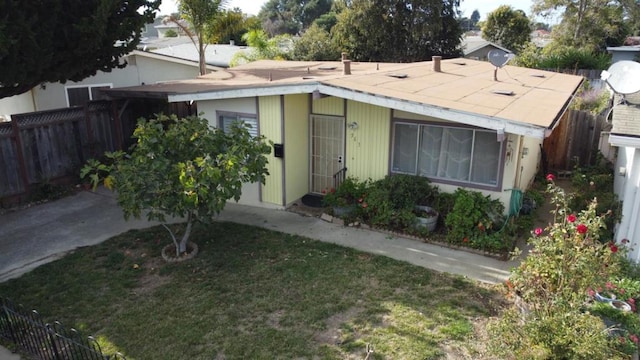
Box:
left=155, top=19, right=190, bottom=38
left=0, top=92, right=36, bottom=122
left=104, top=58, right=583, bottom=211
left=150, top=42, right=246, bottom=68
left=461, top=36, right=512, bottom=61
left=28, top=50, right=223, bottom=112
left=606, top=47, right=640, bottom=262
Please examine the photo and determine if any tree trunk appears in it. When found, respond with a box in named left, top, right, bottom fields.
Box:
left=198, top=38, right=206, bottom=76
left=179, top=214, right=193, bottom=254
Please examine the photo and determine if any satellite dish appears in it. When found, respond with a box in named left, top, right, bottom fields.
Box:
left=602, top=60, right=640, bottom=95
left=488, top=49, right=515, bottom=68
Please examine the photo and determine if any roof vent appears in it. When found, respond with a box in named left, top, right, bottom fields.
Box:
left=318, top=66, right=336, bottom=71
left=387, top=73, right=408, bottom=79
left=343, top=60, right=351, bottom=75
left=492, top=90, right=514, bottom=96
left=432, top=56, right=442, bottom=72
left=530, top=74, right=546, bottom=78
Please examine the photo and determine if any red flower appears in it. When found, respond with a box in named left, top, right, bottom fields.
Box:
left=567, top=214, right=576, bottom=223
left=631, top=334, right=639, bottom=344
left=463, top=237, right=469, bottom=243
left=576, top=224, right=588, bottom=234
left=546, top=173, right=555, bottom=181
left=322, top=189, right=327, bottom=194
left=610, top=244, right=619, bottom=253
left=361, top=202, right=368, bottom=208
left=606, top=282, right=615, bottom=290
left=587, top=288, right=596, bottom=297
left=358, top=198, right=363, bottom=203
left=534, top=227, right=543, bottom=236
left=330, top=188, right=336, bottom=194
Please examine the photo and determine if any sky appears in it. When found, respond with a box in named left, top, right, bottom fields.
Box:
left=158, top=0, right=536, bottom=20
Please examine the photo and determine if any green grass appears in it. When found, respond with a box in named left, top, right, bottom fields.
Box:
left=0, top=222, right=504, bottom=359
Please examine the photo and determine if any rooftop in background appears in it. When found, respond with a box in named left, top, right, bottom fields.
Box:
left=150, top=42, right=248, bottom=68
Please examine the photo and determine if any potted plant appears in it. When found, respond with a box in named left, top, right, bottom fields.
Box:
left=322, top=177, right=366, bottom=217
left=414, top=205, right=439, bottom=232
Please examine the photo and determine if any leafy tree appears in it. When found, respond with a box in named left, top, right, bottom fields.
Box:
left=291, top=23, right=341, bottom=61
left=470, top=9, right=481, bottom=28
left=230, top=29, right=292, bottom=66
left=533, top=0, right=629, bottom=52
left=332, top=0, right=463, bottom=62
left=0, top=0, right=159, bottom=99
left=481, top=5, right=532, bottom=53
left=82, top=114, right=271, bottom=257
left=165, top=0, right=227, bottom=75
left=209, top=8, right=261, bottom=45
left=259, top=0, right=333, bottom=35
left=620, top=0, right=640, bottom=35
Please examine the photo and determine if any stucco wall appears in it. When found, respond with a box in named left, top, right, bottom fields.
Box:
left=614, top=147, right=640, bottom=262
left=33, top=54, right=201, bottom=111
left=0, top=92, right=35, bottom=119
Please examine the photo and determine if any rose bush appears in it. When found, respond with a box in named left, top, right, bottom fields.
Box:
left=489, top=175, right=637, bottom=359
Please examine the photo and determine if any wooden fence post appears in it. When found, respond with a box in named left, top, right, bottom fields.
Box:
left=10, top=119, right=30, bottom=196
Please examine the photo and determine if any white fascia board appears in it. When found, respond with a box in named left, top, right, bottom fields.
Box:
left=168, top=84, right=318, bottom=102
left=610, top=134, right=640, bottom=148
left=316, top=84, right=547, bottom=139
left=168, top=81, right=546, bottom=139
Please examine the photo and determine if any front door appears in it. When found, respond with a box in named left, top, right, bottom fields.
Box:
left=310, top=115, right=345, bottom=193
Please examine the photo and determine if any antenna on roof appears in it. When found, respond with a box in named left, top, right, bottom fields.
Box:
left=601, top=60, right=640, bottom=96
left=488, top=49, right=515, bottom=81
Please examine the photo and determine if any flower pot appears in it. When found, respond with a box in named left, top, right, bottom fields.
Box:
left=414, top=205, right=438, bottom=232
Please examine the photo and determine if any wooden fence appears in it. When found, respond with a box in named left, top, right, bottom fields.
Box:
left=543, top=109, right=610, bottom=171
left=0, top=101, right=128, bottom=203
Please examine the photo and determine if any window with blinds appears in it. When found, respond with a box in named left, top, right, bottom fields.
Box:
left=218, top=113, right=258, bottom=137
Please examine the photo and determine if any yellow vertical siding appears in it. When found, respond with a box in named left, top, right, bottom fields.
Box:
left=311, top=96, right=344, bottom=116
left=284, top=94, right=310, bottom=204
left=258, top=96, right=283, bottom=205
left=345, top=101, right=390, bottom=181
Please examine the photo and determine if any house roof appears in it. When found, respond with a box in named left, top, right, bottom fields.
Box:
left=128, top=50, right=224, bottom=72
left=150, top=43, right=246, bottom=68
left=461, top=36, right=511, bottom=56
left=104, top=58, right=584, bottom=139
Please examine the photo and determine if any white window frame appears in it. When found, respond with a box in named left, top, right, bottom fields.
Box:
left=64, top=83, right=112, bottom=107
left=216, top=111, right=259, bottom=137
left=390, top=120, right=504, bottom=190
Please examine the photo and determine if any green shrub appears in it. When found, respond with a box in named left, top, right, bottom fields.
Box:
left=490, top=177, right=635, bottom=359
left=321, top=177, right=368, bottom=208
left=444, top=188, right=507, bottom=251
left=164, top=29, right=178, bottom=37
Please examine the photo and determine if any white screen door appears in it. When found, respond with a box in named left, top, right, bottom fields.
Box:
left=310, top=115, right=345, bottom=193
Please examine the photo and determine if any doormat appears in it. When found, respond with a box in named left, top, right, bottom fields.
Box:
left=301, top=194, right=324, bottom=208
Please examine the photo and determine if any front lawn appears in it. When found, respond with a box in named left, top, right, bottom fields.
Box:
left=0, top=222, right=504, bottom=360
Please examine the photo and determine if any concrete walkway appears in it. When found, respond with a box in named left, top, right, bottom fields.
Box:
left=0, top=188, right=520, bottom=359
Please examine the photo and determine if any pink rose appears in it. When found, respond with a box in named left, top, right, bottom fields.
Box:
left=546, top=173, right=555, bottom=181
left=534, top=228, right=543, bottom=236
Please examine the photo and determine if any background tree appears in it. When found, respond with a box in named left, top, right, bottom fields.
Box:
left=533, top=0, right=629, bottom=52
left=332, top=0, right=463, bottom=62
left=481, top=5, right=532, bottom=53
left=166, top=0, right=227, bottom=75
left=259, top=0, right=333, bottom=36
left=0, top=0, right=159, bottom=99
left=230, top=29, right=292, bottom=66
left=470, top=9, right=481, bottom=28
left=209, top=8, right=261, bottom=45
left=291, top=23, right=341, bottom=61
left=82, top=114, right=271, bottom=257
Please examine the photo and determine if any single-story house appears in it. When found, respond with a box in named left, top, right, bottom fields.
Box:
left=104, top=57, right=584, bottom=212
left=461, top=36, right=512, bottom=61
left=0, top=50, right=225, bottom=117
